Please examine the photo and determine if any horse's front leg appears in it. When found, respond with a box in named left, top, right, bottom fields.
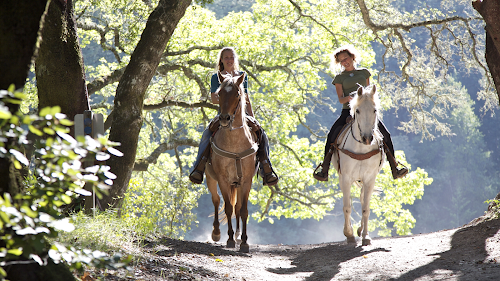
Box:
left=206, top=176, right=221, bottom=242
left=358, top=179, right=375, bottom=246
left=340, top=177, right=355, bottom=244
left=222, top=191, right=236, bottom=248
left=235, top=206, right=241, bottom=243
left=238, top=185, right=250, bottom=253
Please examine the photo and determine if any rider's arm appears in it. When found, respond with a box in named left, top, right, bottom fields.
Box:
left=211, top=91, right=219, bottom=104
left=210, top=74, right=220, bottom=104
left=245, top=95, right=254, bottom=117
left=335, top=83, right=352, bottom=104
left=243, top=74, right=254, bottom=117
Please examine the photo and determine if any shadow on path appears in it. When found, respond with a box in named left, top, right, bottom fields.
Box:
left=266, top=241, right=389, bottom=281
left=390, top=218, right=500, bottom=280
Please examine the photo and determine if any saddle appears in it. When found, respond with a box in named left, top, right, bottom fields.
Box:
left=208, top=115, right=261, bottom=133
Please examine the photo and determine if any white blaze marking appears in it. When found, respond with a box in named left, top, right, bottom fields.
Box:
left=224, top=85, right=233, bottom=92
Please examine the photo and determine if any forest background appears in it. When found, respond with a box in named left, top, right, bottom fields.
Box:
left=15, top=0, right=500, bottom=246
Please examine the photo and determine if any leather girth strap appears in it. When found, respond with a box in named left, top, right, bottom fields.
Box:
left=339, top=148, right=381, bottom=160
left=210, top=136, right=258, bottom=187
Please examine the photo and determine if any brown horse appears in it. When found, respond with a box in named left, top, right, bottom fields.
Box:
left=205, top=72, right=258, bottom=253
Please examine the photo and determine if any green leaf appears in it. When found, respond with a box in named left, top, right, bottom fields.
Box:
left=10, top=115, right=19, bottom=124
left=29, top=125, right=43, bottom=136
left=50, top=106, right=61, bottom=115
left=0, top=265, right=6, bottom=277
left=0, top=105, right=12, bottom=119
left=61, top=194, right=72, bottom=204
left=13, top=160, right=22, bottom=170
left=59, top=119, right=73, bottom=126
left=21, top=206, right=38, bottom=218
left=43, top=127, right=55, bottom=135
left=7, top=248, right=23, bottom=256
left=39, top=107, right=51, bottom=117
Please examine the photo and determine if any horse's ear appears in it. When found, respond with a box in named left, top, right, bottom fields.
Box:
left=236, top=72, right=246, bottom=86
left=370, top=84, right=377, bottom=95
left=217, top=71, right=225, bottom=84
left=357, top=86, right=364, bottom=96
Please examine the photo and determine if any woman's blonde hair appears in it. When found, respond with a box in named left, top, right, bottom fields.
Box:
left=330, top=44, right=361, bottom=72
left=215, top=47, right=240, bottom=72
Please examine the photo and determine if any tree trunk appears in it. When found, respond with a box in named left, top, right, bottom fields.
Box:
left=35, top=0, right=90, bottom=123
left=472, top=0, right=500, bottom=103
left=0, top=0, right=48, bottom=196
left=101, top=0, right=193, bottom=210
left=0, top=0, right=48, bottom=90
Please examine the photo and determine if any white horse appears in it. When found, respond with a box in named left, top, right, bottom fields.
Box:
left=332, top=85, right=385, bottom=246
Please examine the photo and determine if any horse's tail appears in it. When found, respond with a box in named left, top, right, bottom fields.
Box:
left=218, top=187, right=238, bottom=225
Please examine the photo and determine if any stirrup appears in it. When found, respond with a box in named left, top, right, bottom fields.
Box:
left=189, top=170, right=204, bottom=184
left=313, top=163, right=328, bottom=181
left=261, top=160, right=279, bottom=186
left=392, top=161, right=408, bottom=179
left=263, top=172, right=279, bottom=186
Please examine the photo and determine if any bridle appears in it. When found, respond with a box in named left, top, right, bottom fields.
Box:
left=219, top=86, right=245, bottom=131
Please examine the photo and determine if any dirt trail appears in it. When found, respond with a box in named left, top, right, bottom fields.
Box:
left=92, top=214, right=500, bottom=281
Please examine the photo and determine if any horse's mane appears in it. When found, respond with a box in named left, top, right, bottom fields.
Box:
left=219, top=75, right=247, bottom=114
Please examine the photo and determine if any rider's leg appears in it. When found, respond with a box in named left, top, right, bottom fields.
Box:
left=189, top=127, right=212, bottom=184
left=314, top=109, right=350, bottom=181
left=257, top=128, right=279, bottom=186
left=378, top=121, right=408, bottom=179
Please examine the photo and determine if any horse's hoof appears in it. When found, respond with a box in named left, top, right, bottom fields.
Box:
left=212, top=232, right=221, bottom=242
left=362, top=238, right=371, bottom=246
left=239, top=243, right=249, bottom=253
left=357, top=227, right=363, bottom=237
left=235, top=230, right=241, bottom=243
left=226, top=239, right=236, bottom=248
left=346, top=236, right=356, bottom=244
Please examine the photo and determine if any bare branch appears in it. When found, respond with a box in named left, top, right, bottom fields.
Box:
left=134, top=138, right=198, bottom=171
left=164, top=45, right=224, bottom=57
left=143, top=99, right=218, bottom=111
left=87, top=67, right=125, bottom=95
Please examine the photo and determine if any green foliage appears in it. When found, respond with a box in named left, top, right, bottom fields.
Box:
left=58, top=211, right=145, bottom=254
left=369, top=152, right=431, bottom=236
left=67, top=0, right=438, bottom=239
left=407, top=80, right=499, bottom=233
left=0, top=88, right=130, bottom=278
left=484, top=198, right=500, bottom=219
left=121, top=175, right=199, bottom=239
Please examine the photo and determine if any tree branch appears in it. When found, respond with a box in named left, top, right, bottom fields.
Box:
left=87, top=67, right=125, bottom=95
left=134, top=138, right=198, bottom=171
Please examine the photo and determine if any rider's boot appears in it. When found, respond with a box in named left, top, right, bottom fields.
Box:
left=387, top=153, right=408, bottom=179
left=313, top=146, right=334, bottom=181
left=384, top=142, right=408, bottom=180
left=252, top=122, right=279, bottom=186
left=189, top=127, right=213, bottom=184
left=260, top=159, right=279, bottom=186
left=189, top=151, right=209, bottom=184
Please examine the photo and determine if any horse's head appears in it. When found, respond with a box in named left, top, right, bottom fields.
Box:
left=349, top=85, right=382, bottom=145
left=216, top=72, right=246, bottom=128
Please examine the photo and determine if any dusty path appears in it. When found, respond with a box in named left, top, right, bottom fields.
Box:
left=95, top=216, right=500, bottom=281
